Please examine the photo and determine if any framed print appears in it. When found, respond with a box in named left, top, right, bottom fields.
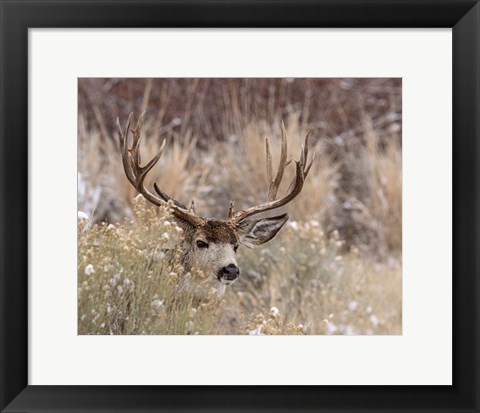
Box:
left=1, top=1, right=479, bottom=412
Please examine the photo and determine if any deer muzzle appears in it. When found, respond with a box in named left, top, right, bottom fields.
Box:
left=218, top=264, right=240, bottom=284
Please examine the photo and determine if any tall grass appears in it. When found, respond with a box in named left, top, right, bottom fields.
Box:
left=78, top=198, right=401, bottom=335
left=78, top=78, right=402, bottom=335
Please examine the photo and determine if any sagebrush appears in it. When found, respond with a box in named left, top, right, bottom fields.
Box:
left=78, top=78, right=402, bottom=335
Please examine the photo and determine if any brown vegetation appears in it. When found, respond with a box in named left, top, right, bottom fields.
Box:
left=78, top=78, right=402, bottom=335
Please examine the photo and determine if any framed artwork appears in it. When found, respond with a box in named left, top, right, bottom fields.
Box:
left=1, top=1, right=478, bottom=412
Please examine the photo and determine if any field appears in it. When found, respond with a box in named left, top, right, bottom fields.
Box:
left=78, top=78, right=402, bottom=335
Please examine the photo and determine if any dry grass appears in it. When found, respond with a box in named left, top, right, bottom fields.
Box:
left=78, top=198, right=401, bottom=335
left=78, top=78, right=402, bottom=335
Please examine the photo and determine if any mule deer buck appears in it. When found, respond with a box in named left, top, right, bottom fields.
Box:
left=117, top=113, right=313, bottom=291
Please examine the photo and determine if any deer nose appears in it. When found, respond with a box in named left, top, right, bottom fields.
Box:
left=220, top=264, right=240, bottom=281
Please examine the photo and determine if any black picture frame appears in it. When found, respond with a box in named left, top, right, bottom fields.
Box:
left=1, top=1, right=479, bottom=412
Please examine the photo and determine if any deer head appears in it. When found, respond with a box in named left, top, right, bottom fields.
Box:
left=117, top=113, right=313, bottom=288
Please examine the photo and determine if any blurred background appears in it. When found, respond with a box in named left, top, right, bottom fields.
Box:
left=78, top=78, right=401, bottom=256
left=78, top=78, right=402, bottom=335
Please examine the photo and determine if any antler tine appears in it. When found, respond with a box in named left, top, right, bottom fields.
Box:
left=265, top=137, right=273, bottom=192
left=117, top=113, right=135, bottom=186
left=228, top=200, right=235, bottom=219
left=304, top=151, right=315, bottom=178
left=127, top=112, right=168, bottom=186
left=153, top=182, right=189, bottom=210
left=266, top=122, right=289, bottom=201
left=286, top=131, right=315, bottom=193
left=301, top=130, right=310, bottom=165
left=228, top=127, right=314, bottom=226
left=118, top=113, right=205, bottom=227
left=129, top=112, right=146, bottom=169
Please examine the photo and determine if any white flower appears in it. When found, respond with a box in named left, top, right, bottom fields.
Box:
left=249, top=325, right=264, bottom=335
left=109, top=273, right=121, bottom=287
left=185, top=321, right=194, bottom=332
left=369, top=315, right=379, bottom=326
left=77, top=211, right=89, bottom=221
left=326, top=322, right=337, bottom=335
left=161, top=232, right=170, bottom=241
left=103, top=264, right=114, bottom=272
left=270, top=306, right=280, bottom=317
left=84, top=264, right=94, bottom=276
left=151, top=299, right=164, bottom=311
left=288, top=221, right=299, bottom=230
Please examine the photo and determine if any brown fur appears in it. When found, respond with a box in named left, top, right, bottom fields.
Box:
left=201, top=220, right=238, bottom=245
left=178, top=219, right=238, bottom=272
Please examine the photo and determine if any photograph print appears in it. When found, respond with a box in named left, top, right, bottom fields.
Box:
left=78, top=78, right=402, bottom=335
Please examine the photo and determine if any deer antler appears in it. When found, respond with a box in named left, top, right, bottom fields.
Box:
left=117, top=112, right=205, bottom=227
left=228, top=123, right=314, bottom=226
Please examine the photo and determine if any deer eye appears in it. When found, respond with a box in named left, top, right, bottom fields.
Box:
left=234, top=245, right=239, bottom=253
left=196, top=240, right=209, bottom=249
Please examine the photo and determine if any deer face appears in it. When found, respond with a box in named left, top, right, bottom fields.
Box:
left=187, top=220, right=240, bottom=285
left=118, top=113, right=312, bottom=291
left=179, top=215, right=289, bottom=285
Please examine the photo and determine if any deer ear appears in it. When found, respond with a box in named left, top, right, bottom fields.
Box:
left=236, top=213, right=289, bottom=248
